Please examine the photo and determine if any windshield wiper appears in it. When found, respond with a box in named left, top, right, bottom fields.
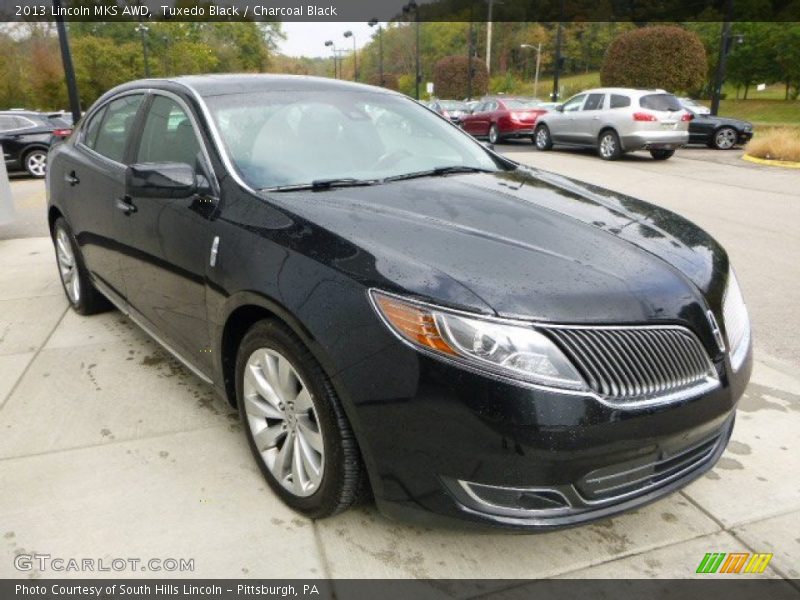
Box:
left=384, top=165, right=495, bottom=183
left=264, top=178, right=379, bottom=193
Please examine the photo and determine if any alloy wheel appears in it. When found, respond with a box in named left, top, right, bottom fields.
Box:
left=55, top=227, right=80, bottom=304
left=715, top=128, right=737, bottom=150
left=600, top=133, right=616, bottom=158
left=243, top=348, right=325, bottom=497
left=488, top=125, right=499, bottom=145
left=25, top=151, right=47, bottom=177
left=535, top=127, right=549, bottom=149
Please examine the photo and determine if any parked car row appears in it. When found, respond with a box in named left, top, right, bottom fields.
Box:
left=426, top=89, right=754, bottom=161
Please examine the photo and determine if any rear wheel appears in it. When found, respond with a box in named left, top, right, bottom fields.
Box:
left=488, top=124, right=500, bottom=145
left=52, top=217, right=111, bottom=315
left=534, top=124, right=552, bottom=151
left=236, top=319, right=367, bottom=518
left=650, top=149, right=675, bottom=160
left=24, top=149, right=47, bottom=178
left=598, top=130, right=623, bottom=160
left=713, top=127, right=737, bottom=150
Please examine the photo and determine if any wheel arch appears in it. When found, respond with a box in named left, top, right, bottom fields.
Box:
left=597, top=126, right=622, bottom=150
left=47, top=205, right=63, bottom=235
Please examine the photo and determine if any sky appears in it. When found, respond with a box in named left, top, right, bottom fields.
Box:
left=278, top=22, right=380, bottom=58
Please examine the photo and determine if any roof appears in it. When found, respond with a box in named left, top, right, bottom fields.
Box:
left=130, top=74, right=397, bottom=98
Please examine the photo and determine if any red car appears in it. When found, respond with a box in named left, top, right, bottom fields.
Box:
left=460, top=98, right=548, bottom=144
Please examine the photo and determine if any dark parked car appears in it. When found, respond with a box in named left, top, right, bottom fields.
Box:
left=0, top=110, right=72, bottom=177
left=47, top=75, right=752, bottom=529
left=428, top=99, right=471, bottom=124
left=460, top=97, right=547, bottom=144
left=685, top=109, right=754, bottom=149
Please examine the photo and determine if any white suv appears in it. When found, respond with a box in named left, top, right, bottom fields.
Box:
left=534, top=88, right=691, bottom=161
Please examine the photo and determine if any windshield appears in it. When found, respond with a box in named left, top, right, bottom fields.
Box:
left=205, top=91, right=501, bottom=190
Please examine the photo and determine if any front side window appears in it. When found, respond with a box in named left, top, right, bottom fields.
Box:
left=206, top=90, right=501, bottom=190
left=92, top=95, right=144, bottom=163
left=562, top=94, right=586, bottom=112
left=137, top=96, right=202, bottom=167
left=582, top=94, right=605, bottom=111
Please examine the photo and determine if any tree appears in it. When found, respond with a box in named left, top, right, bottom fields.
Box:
left=601, top=26, right=707, bottom=94
left=433, top=55, right=488, bottom=99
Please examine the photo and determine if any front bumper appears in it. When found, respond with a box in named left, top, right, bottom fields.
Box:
left=738, top=131, right=754, bottom=145
left=338, top=340, right=751, bottom=530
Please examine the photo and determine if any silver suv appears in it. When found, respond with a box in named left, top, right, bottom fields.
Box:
left=534, top=88, right=691, bottom=161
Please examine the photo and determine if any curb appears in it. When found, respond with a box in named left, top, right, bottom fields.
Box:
left=742, top=154, right=800, bottom=169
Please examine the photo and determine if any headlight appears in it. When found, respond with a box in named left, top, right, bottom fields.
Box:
left=722, top=268, right=751, bottom=371
left=370, top=290, right=586, bottom=390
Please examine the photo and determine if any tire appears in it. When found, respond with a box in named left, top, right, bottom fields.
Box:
left=236, top=319, right=367, bottom=519
left=650, top=149, right=675, bottom=161
left=534, top=124, right=553, bottom=151
left=488, top=124, right=500, bottom=145
left=23, top=149, right=48, bottom=178
left=52, top=217, right=111, bottom=315
left=713, top=127, right=738, bottom=150
left=598, top=130, right=623, bottom=160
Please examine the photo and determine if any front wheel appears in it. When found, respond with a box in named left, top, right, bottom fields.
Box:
left=52, top=217, right=111, bottom=315
left=24, top=149, right=48, bottom=178
left=236, top=319, right=367, bottom=519
left=713, top=127, right=737, bottom=150
left=598, top=130, right=623, bottom=160
left=488, top=124, right=500, bottom=145
left=650, top=149, right=675, bottom=160
left=534, top=124, right=553, bottom=150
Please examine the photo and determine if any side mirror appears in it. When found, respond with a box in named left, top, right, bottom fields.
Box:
left=555, top=105, right=565, bottom=112
left=481, top=141, right=495, bottom=151
left=127, top=162, right=197, bottom=199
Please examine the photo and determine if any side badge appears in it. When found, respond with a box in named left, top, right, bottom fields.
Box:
left=209, top=236, right=220, bottom=267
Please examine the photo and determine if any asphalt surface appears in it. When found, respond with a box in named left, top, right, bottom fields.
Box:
left=0, top=146, right=798, bottom=585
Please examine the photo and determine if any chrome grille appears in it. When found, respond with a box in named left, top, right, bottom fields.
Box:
left=546, top=325, right=716, bottom=403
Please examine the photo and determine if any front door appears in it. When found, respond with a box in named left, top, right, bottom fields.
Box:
left=549, top=94, right=586, bottom=144
left=116, top=93, right=218, bottom=372
left=570, top=93, right=606, bottom=146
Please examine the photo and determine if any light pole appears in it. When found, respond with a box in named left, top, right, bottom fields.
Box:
left=368, top=19, right=384, bottom=87
left=403, top=1, right=420, bottom=100
left=52, top=0, right=81, bottom=124
left=134, top=20, right=151, bottom=78
left=324, top=40, right=338, bottom=79
left=343, top=30, right=358, bottom=82
left=520, top=43, right=542, bottom=99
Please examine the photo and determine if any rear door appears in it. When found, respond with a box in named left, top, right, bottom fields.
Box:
left=61, top=94, right=145, bottom=300
left=116, top=92, right=218, bottom=372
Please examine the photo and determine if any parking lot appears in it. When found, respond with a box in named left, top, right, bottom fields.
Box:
left=1, top=146, right=798, bottom=588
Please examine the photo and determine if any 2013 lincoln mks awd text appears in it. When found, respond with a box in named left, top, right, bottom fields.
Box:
left=46, top=75, right=752, bottom=529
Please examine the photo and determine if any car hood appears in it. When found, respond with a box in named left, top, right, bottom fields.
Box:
left=265, top=168, right=728, bottom=326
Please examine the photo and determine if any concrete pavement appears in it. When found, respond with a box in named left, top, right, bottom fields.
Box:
left=0, top=148, right=798, bottom=587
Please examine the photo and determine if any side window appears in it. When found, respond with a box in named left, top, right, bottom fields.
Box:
left=583, top=94, right=605, bottom=111
left=92, top=95, right=144, bottom=163
left=82, top=107, right=107, bottom=150
left=610, top=94, right=631, bottom=109
left=562, top=94, right=586, bottom=112
left=0, top=116, right=15, bottom=132
left=136, top=96, right=202, bottom=167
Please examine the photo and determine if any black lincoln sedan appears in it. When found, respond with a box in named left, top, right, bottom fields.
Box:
left=1, top=110, right=72, bottom=177
left=685, top=109, right=754, bottom=149
left=46, top=75, right=752, bottom=529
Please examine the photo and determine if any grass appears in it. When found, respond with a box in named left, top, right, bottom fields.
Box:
left=717, top=99, right=800, bottom=128
left=744, top=128, right=800, bottom=162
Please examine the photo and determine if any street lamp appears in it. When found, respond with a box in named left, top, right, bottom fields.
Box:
left=368, top=19, right=384, bottom=87
left=520, top=43, right=542, bottom=99
left=134, top=20, right=151, bottom=78
left=343, top=30, right=358, bottom=82
left=402, top=1, right=420, bottom=100
left=324, top=40, right=338, bottom=79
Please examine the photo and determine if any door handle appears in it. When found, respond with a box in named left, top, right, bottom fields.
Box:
left=115, top=196, right=137, bottom=215
left=65, top=171, right=79, bottom=186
